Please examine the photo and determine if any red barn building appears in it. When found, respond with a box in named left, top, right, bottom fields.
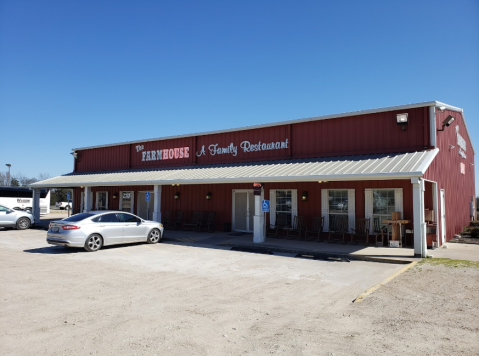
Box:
left=31, top=101, right=475, bottom=257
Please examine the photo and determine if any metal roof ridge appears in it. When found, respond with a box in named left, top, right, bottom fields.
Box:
left=71, top=100, right=462, bottom=152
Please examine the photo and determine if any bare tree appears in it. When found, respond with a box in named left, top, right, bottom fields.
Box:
left=38, top=173, right=51, bottom=181
left=0, top=172, right=7, bottom=186
left=13, top=172, right=38, bottom=186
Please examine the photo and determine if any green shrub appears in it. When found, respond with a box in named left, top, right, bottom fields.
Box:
left=470, top=221, right=479, bottom=228
left=469, top=227, right=479, bottom=239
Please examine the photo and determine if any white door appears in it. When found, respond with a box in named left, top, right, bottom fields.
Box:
left=137, top=192, right=154, bottom=220
left=233, top=190, right=254, bottom=232
left=440, top=189, right=446, bottom=244
left=120, top=191, right=133, bottom=213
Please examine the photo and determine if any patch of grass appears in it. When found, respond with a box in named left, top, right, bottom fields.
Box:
left=419, top=258, right=479, bottom=268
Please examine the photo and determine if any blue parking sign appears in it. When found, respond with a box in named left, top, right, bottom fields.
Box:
left=67, top=192, right=70, bottom=201
left=145, top=192, right=151, bottom=202
left=262, top=200, right=269, bottom=212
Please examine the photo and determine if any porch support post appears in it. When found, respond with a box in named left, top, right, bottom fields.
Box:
left=412, top=177, right=426, bottom=257
left=253, top=193, right=264, bottom=243
left=32, top=188, right=41, bottom=223
left=84, top=186, right=91, bottom=213
left=153, top=185, right=162, bottom=223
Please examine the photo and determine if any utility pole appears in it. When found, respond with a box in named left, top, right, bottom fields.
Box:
left=5, top=164, right=11, bottom=186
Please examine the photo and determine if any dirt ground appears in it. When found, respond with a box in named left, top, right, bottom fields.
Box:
left=1, top=229, right=478, bottom=356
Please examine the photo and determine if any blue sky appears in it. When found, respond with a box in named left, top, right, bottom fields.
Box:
left=1, top=0, right=478, bottom=191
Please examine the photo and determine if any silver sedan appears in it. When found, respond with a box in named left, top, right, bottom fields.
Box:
left=0, top=205, right=35, bottom=229
left=46, top=211, right=164, bottom=252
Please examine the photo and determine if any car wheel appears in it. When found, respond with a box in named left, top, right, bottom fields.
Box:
left=84, top=234, right=103, bottom=252
left=147, top=229, right=161, bottom=244
left=16, top=217, right=31, bottom=230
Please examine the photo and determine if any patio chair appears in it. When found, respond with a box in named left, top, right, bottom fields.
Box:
left=183, top=211, right=206, bottom=231
left=304, top=216, right=324, bottom=242
left=374, top=217, right=389, bottom=247
left=328, top=215, right=348, bottom=243
left=162, top=210, right=172, bottom=229
left=172, top=211, right=184, bottom=230
left=266, top=213, right=288, bottom=238
left=199, top=212, right=216, bottom=232
left=350, top=218, right=370, bottom=245
left=286, top=215, right=305, bottom=240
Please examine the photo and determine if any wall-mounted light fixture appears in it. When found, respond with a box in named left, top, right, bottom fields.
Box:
left=396, top=113, right=408, bottom=131
left=174, top=192, right=180, bottom=200
left=70, top=152, right=78, bottom=159
left=302, top=191, right=308, bottom=201
left=449, top=144, right=455, bottom=150
left=206, top=192, right=212, bottom=200
left=437, top=115, right=455, bottom=132
left=436, top=106, right=446, bottom=112
left=318, top=181, right=328, bottom=184
left=113, top=192, right=118, bottom=199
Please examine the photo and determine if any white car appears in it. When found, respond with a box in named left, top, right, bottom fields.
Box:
left=46, top=211, right=164, bottom=252
left=55, top=202, right=72, bottom=210
left=0, top=205, right=35, bottom=229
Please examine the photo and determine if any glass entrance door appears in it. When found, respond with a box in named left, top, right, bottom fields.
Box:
left=233, top=190, right=254, bottom=232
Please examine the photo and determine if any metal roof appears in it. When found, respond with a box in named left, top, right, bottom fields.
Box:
left=31, top=149, right=438, bottom=188
left=72, top=101, right=466, bottom=151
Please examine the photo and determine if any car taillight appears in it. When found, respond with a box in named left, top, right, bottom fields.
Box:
left=62, top=225, right=81, bottom=230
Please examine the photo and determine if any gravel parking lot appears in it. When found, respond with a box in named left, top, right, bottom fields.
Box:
left=1, top=228, right=478, bottom=355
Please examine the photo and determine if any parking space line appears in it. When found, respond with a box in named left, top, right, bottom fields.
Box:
left=353, top=261, right=418, bottom=303
left=143, top=245, right=170, bottom=254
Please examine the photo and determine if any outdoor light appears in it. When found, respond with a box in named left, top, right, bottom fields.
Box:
left=70, top=152, right=78, bottom=159
left=396, top=113, right=408, bottom=131
left=302, top=191, right=308, bottom=201
left=113, top=192, right=118, bottom=199
left=437, top=115, right=455, bottom=132
left=206, top=192, right=211, bottom=200
left=436, top=106, right=446, bottom=112
left=174, top=192, right=180, bottom=200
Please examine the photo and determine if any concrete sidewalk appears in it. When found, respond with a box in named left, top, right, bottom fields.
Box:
left=162, top=229, right=420, bottom=264
left=427, top=243, right=479, bottom=262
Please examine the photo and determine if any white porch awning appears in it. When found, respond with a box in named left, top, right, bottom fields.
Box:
left=30, top=149, right=438, bottom=188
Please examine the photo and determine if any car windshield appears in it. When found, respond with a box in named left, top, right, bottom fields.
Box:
left=62, top=213, right=94, bottom=222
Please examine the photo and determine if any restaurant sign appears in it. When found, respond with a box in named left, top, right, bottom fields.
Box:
left=196, top=139, right=289, bottom=157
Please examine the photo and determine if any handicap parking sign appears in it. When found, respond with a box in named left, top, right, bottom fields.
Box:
left=262, top=200, right=269, bottom=212
left=145, top=192, right=151, bottom=202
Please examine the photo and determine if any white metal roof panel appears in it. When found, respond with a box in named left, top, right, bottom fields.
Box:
left=30, top=149, right=439, bottom=188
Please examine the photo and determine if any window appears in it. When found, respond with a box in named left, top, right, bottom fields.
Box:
left=373, top=189, right=395, bottom=231
left=97, top=192, right=108, bottom=210
left=63, top=213, right=94, bottom=222
left=328, top=190, right=349, bottom=229
left=117, top=213, right=140, bottom=223
left=0, top=205, right=10, bottom=212
left=275, top=190, right=293, bottom=227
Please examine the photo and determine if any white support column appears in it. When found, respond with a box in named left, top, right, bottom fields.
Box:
left=253, top=193, right=264, bottom=243
left=32, top=188, right=41, bottom=223
left=412, top=177, right=426, bottom=257
left=84, top=187, right=91, bottom=213
left=153, top=185, right=162, bottom=223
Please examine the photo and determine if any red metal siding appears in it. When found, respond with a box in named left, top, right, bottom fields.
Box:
left=293, top=107, right=429, bottom=158
left=423, top=110, right=475, bottom=241
left=74, top=107, right=430, bottom=173
left=76, top=145, right=130, bottom=172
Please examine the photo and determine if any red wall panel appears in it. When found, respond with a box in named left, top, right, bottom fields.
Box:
left=423, top=110, right=475, bottom=241
left=74, top=107, right=429, bottom=173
